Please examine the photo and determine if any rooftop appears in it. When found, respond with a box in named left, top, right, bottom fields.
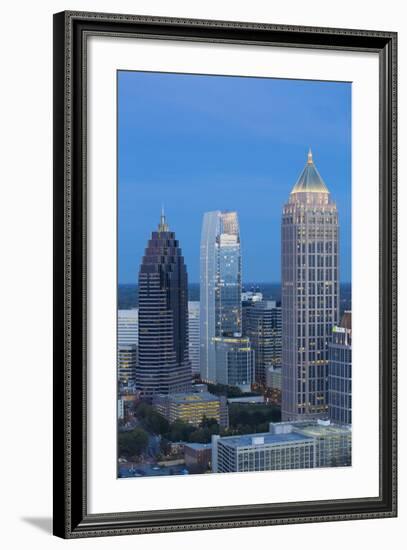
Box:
left=217, top=431, right=313, bottom=449
left=156, top=391, right=220, bottom=404
left=294, top=423, right=351, bottom=438
left=183, top=442, right=212, bottom=450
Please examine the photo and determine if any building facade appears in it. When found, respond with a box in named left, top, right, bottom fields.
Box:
left=212, top=432, right=315, bottom=473
left=184, top=443, right=212, bottom=472
left=188, top=301, right=200, bottom=376
left=281, top=150, right=340, bottom=421
left=212, top=419, right=351, bottom=473
left=152, top=391, right=228, bottom=427
left=245, top=300, right=282, bottom=385
left=213, top=336, right=254, bottom=391
left=200, top=211, right=242, bottom=383
left=136, top=211, right=192, bottom=399
left=118, top=308, right=138, bottom=346
left=328, top=311, right=352, bottom=424
left=241, top=289, right=263, bottom=336
left=118, top=344, right=137, bottom=387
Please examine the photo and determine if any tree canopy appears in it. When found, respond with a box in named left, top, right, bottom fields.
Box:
left=118, top=428, right=149, bottom=459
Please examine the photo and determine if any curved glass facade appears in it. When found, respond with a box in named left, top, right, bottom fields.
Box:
left=200, top=211, right=242, bottom=383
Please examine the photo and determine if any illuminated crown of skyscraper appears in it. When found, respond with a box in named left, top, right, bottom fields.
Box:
left=290, top=149, right=329, bottom=194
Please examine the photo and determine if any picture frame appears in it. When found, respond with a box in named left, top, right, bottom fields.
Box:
left=53, top=10, right=397, bottom=538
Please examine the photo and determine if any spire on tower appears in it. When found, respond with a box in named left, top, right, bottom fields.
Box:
left=290, top=148, right=329, bottom=194
left=158, top=205, right=169, bottom=232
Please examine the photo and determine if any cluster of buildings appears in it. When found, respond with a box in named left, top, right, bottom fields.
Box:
left=117, top=150, right=352, bottom=473
left=199, top=211, right=283, bottom=392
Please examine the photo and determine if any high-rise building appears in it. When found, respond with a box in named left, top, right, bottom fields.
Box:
left=200, top=211, right=242, bottom=383
left=241, top=289, right=263, bottom=303
left=245, top=300, right=282, bottom=385
left=266, top=366, right=282, bottom=390
left=328, top=311, right=352, bottom=424
left=118, top=308, right=138, bottom=346
left=281, top=150, right=340, bottom=421
left=241, top=288, right=263, bottom=336
left=188, top=301, right=200, bottom=376
left=213, top=336, right=254, bottom=392
left=118, top=344, right=137, bottom=387
left=136, top=211, right=192, bottom=399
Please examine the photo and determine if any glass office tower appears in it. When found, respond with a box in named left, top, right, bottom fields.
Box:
left=188, top=301, right=201, bottom=376
left=136, top=211, right=192, bottom=399
left=281, top=150, right=340, bottom=421
left=200, top=211, right=242, bottom=383
left=213, top=336, right=254, bottom=391
left=328, top=311, right=352, bottom=425
left=245, top=300, right=282, bottom=385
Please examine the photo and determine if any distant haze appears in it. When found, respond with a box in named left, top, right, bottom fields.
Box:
left=118, top=283, right=352, bottom=317
left=118, top=71, right=351, bottom=284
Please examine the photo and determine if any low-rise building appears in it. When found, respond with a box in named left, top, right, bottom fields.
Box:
left=118, top=387, right=141, bottom=419
left=153, top=391, right=228, bottom=427
left=212, top=432, right=314, bottom=473
left=227, top=395, right=264, bottom=405
left=184, top=442, right=212, bottom=471
left=270, top=419, right=352, bottom=468
left=192, top=383, right=208, bottom=393
left=212, top=419, right=351, bottom=473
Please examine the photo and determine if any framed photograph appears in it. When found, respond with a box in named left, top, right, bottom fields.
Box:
left=53, top=11, right=397, bottom=538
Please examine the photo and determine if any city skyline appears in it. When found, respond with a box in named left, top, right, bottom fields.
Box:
left=118, top=71, right=351, bottom=284
left=117, top=71, right=352, bottom=479
left=117, top=168, right=352, bottom=478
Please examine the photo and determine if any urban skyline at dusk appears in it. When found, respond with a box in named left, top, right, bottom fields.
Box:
left=117, top=70, right=352, bottom=479
left=118, top=71, right=351, bottom=284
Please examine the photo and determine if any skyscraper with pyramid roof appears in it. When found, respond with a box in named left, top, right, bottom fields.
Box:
left=136, top=210, right=192, bottom=399
left=281, top=150, right=340, bottom=421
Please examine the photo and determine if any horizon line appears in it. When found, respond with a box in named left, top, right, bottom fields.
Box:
left=118, top=281, right=353, bottom=286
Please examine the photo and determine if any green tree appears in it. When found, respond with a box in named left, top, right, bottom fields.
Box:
left=200, top=415, right=218, bottom=429
left=189, top=428, right=210, bottom=443
left=146, top=410, right=170, bottom=435
left=167, top=420, right=195, bottom=442
left=118, top=428, right=149, bottom=459
left=135, top=401, right=153, bottom=419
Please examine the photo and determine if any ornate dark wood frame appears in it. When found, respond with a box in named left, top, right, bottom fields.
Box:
left=53, top=10, right=397, bottom=539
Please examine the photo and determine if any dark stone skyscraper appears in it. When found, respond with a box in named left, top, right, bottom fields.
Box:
left=136, top=211, right=192, bottom=399
left=281, top=150, right=340, bottom=421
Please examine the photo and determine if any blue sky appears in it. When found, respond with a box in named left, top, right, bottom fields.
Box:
left=118, top=71, right=351, bottom=284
